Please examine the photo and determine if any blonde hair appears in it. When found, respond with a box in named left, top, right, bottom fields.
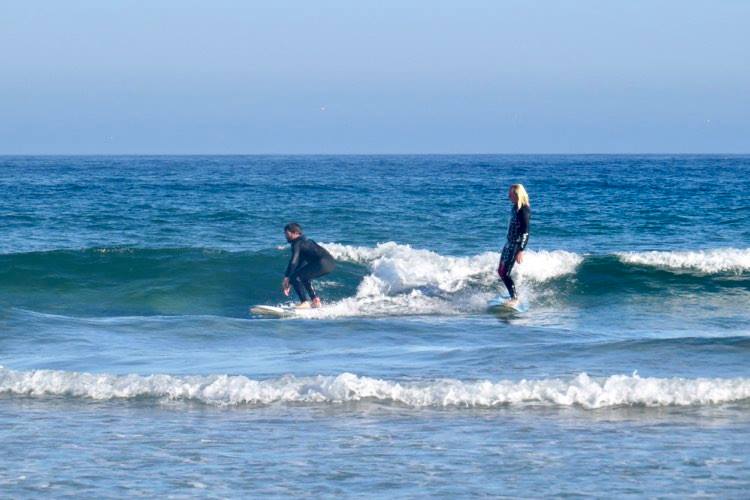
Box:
left=510, top=184, right=530, bottom=209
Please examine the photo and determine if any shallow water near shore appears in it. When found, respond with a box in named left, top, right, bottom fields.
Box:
left=1, top=155, right=749, bottom=496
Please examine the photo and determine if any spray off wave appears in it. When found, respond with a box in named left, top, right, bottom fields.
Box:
left=2, top=366, right=749, bottom=409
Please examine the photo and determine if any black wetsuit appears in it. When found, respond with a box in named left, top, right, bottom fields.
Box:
left=285, top=236, right=336, bottom=302
left=498, top=204, right=530, bottom=299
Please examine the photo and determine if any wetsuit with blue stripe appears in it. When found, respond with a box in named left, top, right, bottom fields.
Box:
left=285, top=236, right=336, bottom=302
left=498, top=204, right=530, bottom=299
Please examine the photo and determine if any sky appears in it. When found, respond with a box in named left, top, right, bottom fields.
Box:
left=1, top=0, right=748, bottom=154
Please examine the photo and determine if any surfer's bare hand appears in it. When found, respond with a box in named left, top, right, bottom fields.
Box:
left=515, top=251, right=524, bottom=264
left=282, top=278, right=291, bottom=295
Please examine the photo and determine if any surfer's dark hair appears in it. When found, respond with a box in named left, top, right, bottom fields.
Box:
left=284, top=222, right=302, bottom=234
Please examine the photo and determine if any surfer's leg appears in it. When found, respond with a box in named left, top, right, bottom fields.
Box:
left=295, top=265, right=318, bottom=300
left=304, top=280, right=317, bottom=300
left=296, top=260, right=334, bottom=303
left=289, top=274, right=308, bottom=302
left=298, top=262, right=326, bottom=299
left=500, top=269, right=516, bottom=299
left=289, top=264, right=312, bottom=303
left=498, top=244, right=518, bottom=299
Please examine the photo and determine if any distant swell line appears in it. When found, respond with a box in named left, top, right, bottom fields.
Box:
left=2, top=367, right=749, bottom=409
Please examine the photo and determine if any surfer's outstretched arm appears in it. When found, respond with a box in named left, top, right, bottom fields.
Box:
left=514, top=205, right=530, bottom=264
left=282, top=237, right=301, bottom=296
left=285, top=238, right=302, bottom=278
left=517, top=205, right=530, bottom=247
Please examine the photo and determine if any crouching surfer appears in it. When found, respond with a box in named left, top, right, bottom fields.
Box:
left=282, top=222, right=336, bottom=309
left=498, top=184, right=531, bottom=307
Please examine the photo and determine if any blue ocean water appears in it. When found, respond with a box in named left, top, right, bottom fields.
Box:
left=1, top=155, right=749, bottom=496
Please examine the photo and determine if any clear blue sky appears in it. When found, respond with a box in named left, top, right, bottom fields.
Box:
left=1, top=0, right=748, bottom=153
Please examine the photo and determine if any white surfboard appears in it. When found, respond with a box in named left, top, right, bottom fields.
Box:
left=487, top=296, right=529, bottom=313
left=249, top=305, right=295, bottom=318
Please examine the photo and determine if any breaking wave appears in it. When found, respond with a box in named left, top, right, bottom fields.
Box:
left=2, top=367, right=749, bottom=409
left=617, top=248, right=750, bottom=274
left=1, top=243, right=745, bottom=319
left=289, top=242, right=583, bottom=317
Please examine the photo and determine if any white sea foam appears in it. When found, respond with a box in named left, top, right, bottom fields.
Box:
left=325, top=242, right=582, bottom=283
left=314, top=242, right=581, bottom=317
left=2, top=367, right=748, bottom=409
left=617, top=248, right=750, bottom=275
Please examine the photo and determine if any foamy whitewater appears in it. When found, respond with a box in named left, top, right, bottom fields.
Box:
left=3, top=367, right=749, bottom=409
left=2, top=155, right=749, bottom=496
left=617, top=248, right=750, bottom=274
left=285, top=243, right=583, bottom=318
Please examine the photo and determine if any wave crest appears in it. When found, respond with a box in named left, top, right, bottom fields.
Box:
left=2, top=367, right=748, bottom=409
left=326, top=242, right=581, bottom=293
left=617, top=248, right=750, bottom=274
left=299, top=242, right=582, bottom=317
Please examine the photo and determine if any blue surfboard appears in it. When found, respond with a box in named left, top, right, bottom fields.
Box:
left=487, top=296, right=529, bottom=313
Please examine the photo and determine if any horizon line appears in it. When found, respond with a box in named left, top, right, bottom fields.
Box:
left=1, top=152, right=748, bottom=157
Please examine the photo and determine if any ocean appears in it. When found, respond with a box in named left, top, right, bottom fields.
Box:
left=1, top=155, right=749, bottom=497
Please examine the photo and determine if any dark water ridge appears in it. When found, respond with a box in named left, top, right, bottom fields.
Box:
left=1, top=244, right=747, bottom=317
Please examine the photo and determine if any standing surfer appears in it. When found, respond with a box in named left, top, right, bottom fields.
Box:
left=282, top=223, right=336, bottom=309
left=498, top=184, right=531, bottom=307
